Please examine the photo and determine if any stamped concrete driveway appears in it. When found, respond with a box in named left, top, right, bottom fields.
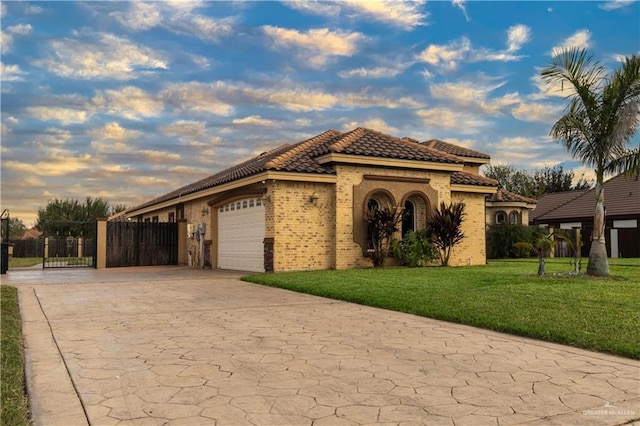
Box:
left=5, top=266, right=639, bottom=426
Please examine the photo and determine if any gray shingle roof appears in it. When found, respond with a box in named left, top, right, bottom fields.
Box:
left=531, top=174, right=640, bottom=222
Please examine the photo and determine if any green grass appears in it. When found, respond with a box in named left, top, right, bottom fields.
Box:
left=8, top=257, right=41, bottom=268
left=1, top=286, right=29, bottom=426
left=244, top=258, right=640, bottom=359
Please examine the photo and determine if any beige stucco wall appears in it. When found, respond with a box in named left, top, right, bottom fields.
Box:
left=451, top=191, right=488, bottom=266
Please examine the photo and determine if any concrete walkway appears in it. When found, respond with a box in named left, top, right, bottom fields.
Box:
left=3, top=266, right=639, bottom=425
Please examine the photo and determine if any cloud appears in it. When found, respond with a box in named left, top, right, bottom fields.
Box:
left=417, top=37, right=471, bottom=70
left=160, top=120, right=207, bottom=138
left=110, top=1, right=162, bottom=30
left=530, top=71, right=578, bottom=98
left=35, top=128, right=72, bottom=147
left=190, top=54, right=210, bottom=69
left=232, top=115, right=278, bottom=127
left=88, top=122, right=140, bottom=153
left=263, top=25, right=364, bottom=68
left=429, top=78, right=521, bottom=115
left=507, top=24, right=531, bottom=52
left=1, top=62, right=26, bottom=81
left=452, top=0, right=471, bottom=21
left=3, top=153, right=93, bottom=177
left=416, top=107, right=489, bottom=134
left=33, top=32, right=168, bottom=80
left=341, top=118, right=399, bottom=134
left=551, top=29, right=590, bottom=56
left=161, top=82, right=235, bottom=116
left=110, top=1, right=233, bottom=42
left=286, top=0, right=428, bottom=28
left=2, top=24, right=33, bottom=53
left=93, top=86, right=164, bottom=120
left=599, top=0, right=635, bottom=10
left=512, top=102, right=564, bottom=123
left=418, top=25, right=531, bottom=70
left=7, top=24, right=33, bottom=35
left=140, top=150, right=181, bottom=163
left=338, top=63, right=410, bottom=79
left=26, top=106, right=90, bottom=125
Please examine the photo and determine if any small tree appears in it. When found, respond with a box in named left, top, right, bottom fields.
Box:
left=554, top=229, right=583, bottom=274
left=514, top=234, right=556, bottom=276
left=363, top=203, right=404, bottom=268
left=428, top=202, right=465, bottom=266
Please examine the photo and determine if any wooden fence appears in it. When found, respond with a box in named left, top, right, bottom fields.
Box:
left=106, top=222, right=178, bottom=267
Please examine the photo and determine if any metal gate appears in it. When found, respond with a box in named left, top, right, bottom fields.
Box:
left=42, top=221, right=96, bottom=268
left=106, top=221, right=178, bottom=267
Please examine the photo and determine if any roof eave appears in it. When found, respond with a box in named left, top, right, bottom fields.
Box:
left=315, top=153, right=463, bottom=172
left=451, top=184, right=498, bottom=194
left=126, top=170, right=337, bottom=217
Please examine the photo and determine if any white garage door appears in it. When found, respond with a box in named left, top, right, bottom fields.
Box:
left=218, top=197, right=265, bottom=272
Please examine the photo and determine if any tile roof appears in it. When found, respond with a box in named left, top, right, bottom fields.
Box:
left=531, top=174, right=640, bottom=222
left=423, top=139, right=491, bottom=160
left=129, top=128, right=492, bottom=213
left=451, top=171, right=499, bottom=187
left=487, top=189, right=537, bottom=204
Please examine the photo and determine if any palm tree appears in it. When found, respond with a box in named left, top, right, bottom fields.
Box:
left=541, top=48, right=640, bottom=277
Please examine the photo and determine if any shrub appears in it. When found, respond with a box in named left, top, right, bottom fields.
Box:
left=487, top=224, right=546, bottom=259
left=427, top=202, right=465, bottom=267
left=363, top=203, right=404, bottom=268
left=392, top=230, right=437, bottom=267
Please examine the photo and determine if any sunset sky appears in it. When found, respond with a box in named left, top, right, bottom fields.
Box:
left=1, top=0, right=639, bottom=226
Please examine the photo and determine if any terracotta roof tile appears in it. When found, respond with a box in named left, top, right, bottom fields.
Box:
left=129, top=128, right=491, bottom=213
left=328, top=128, right=462, bottom=163
left=451, top=171, right=498, bottom=187
left=531, top=174, right=639, bottom=222
left=423, top=139, right=490, bottom=160
left=487, top=189, right=537, bottom=204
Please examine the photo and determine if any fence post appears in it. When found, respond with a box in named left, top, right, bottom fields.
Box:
left=178, top=219, right=187, bottom=265
left=96, top=218, right=107, bottom=269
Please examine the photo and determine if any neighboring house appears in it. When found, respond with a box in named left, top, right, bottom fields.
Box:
left=530, top=173, right=640, bottom=258
left=126, top=127, right=498, bottom=272
left=19, top=228, right=43, bottom=239
left=486, top=189, right=537, bottom=226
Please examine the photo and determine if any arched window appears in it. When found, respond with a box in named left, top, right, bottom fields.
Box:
left=402, top=200, right=415, bottom=236
left=509, top=211, right=519, bottom=225
left=495, top=211, right=506, bottom=225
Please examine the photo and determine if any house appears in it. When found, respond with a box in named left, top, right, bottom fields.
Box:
left=486, top=189, right=537, bottom=226
left=126, top=127, right=498, bottom=272
left=530, top=173, right=640, bottom=258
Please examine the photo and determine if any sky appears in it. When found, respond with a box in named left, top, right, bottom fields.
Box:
left=1, top=0, right=639, bottom=226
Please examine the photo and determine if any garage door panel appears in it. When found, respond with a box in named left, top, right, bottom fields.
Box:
left=218, top=198, right=265, bottom=272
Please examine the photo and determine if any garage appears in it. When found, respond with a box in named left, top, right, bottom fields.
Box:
left=217, top=197, right=265, bottom=272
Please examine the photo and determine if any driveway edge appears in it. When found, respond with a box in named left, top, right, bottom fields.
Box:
left=19, top=287, right=89, bottom=426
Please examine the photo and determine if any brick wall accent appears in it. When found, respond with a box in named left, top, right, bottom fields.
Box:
left=450, top=192, right=487, bottom=266
left=268, top=181, right=335, bottom=271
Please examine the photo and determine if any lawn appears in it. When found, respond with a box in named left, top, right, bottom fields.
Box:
left=8, top=257, right=41, bottom=268
left=244, top=258, right=640, bottom=359
left=1, top=285, right=29, bottom=426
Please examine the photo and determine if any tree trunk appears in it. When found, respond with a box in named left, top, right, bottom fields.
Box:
left=587, top=181, right=609, bottom=276
left=587, top=240, right=609, bottom=276
left=537, top=256, right=545, bottom=276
